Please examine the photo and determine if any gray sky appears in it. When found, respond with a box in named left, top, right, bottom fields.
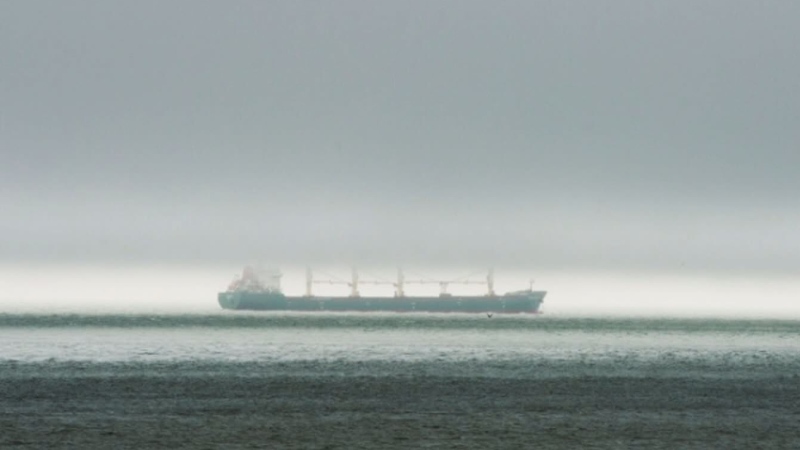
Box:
left=2, top=0, right=799, bottom=274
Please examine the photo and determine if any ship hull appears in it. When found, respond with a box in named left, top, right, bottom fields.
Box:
left=218, top=292, right=545, bottom=314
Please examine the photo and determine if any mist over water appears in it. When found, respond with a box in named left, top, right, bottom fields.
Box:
left=3, top=2, right=800, bottom=320
left=2, top=264, right=798, bottom=318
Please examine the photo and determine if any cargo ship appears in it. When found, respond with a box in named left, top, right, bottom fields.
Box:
left=218, top=267, right=546, bottom=314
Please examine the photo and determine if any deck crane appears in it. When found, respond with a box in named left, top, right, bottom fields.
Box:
left=306, top=267, right=496, bottom=298
left=306, top=267, right=394, bottom=297
left=403, top=268, right=495, bottom=297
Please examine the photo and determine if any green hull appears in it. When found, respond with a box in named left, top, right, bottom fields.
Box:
left=218, top=291, right=545, bottom=313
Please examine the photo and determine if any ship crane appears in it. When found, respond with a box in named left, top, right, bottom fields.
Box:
left=306, top=267, right=396, bottom=297
left=306, top=267, right=495, bottom=298
left=363, top=268, right=490, bottom=298
left=403, top=269, right=496, bottom=297
left=404, top=279, right=487, bottom=296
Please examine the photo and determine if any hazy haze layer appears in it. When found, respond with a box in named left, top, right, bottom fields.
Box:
left=2, top=1, right=799, bottom=274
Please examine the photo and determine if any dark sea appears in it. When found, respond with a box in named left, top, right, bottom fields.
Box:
left=2, top=313, right=799, bottom=449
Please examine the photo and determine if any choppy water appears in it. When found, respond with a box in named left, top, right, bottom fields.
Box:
left=1, top=313, right=798, bottom=373
left=3, top=313, right=800, bottom=449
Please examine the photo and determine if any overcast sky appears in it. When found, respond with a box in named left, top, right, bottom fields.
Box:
left=2, top=0, right=799, bottom=275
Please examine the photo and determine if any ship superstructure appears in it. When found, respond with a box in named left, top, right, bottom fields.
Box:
left=218, top=267, right=546, bottom=314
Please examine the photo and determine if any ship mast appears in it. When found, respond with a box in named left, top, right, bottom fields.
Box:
left=396, top=267, right=405, bottom=297
left=305, top=267, right=313, bottom=297
left=350, top=266, right=360, bottom=297
left=487, top=268, right=495, bottom=297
